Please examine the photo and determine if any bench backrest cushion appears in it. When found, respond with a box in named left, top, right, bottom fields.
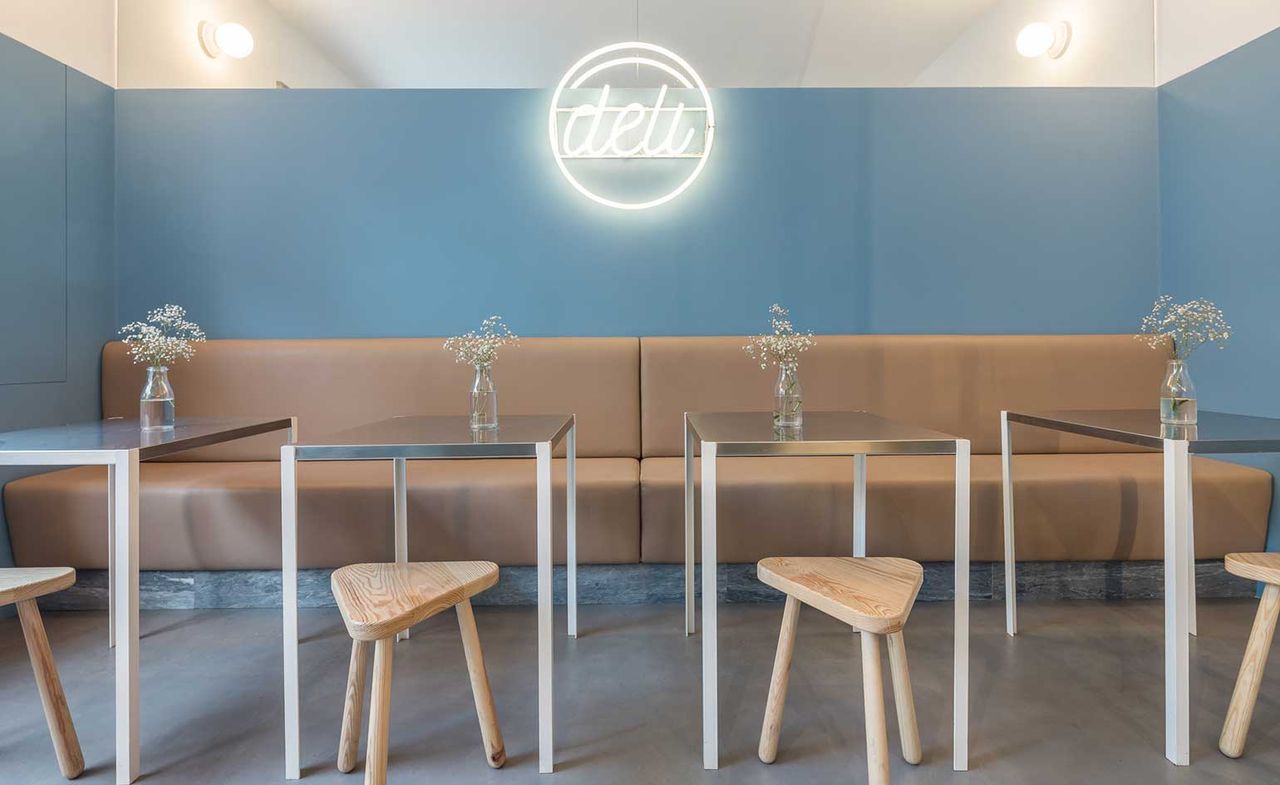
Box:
left=103, top=338, right=640, bottom=460
left=640, top=335, right=1168, bottom=457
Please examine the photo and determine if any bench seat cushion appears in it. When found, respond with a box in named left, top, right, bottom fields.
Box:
left=640, top=335, right=1170, bottom=457
left=639, top=453, right=1271, bottom=563
left=5, top=458, right=638, bottom=569
left=102, top=337, right=641, bottom=460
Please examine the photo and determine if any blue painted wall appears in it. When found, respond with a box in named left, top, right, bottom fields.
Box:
left=1159, top=26, right=1280, bottom=552
left=115, top=87, right=1159, bottom=337
left=0, top=34, right=117, bottom=570
left=0, top=35, right=66, bottom=385
left=868, top=89, right=1159, bottom=333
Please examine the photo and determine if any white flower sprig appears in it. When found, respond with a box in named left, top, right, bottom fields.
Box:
left=744, top=304, right=815, bottom=370
left=444, top=316, right=519, bottom=367
left=119, top=304, right=206, bottom=367
left=1138, top=295, right=1231, bottom=360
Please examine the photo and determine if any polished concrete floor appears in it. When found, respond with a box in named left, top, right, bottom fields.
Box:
left=2, top=600, right=1280, bottom=784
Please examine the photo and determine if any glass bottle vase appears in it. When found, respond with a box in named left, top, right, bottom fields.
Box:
left=140, top=366, right=176, bottom=431
left=471, top=364, right=498, bottom=430
left=774, top=363, right=803, bottom=428
left=1160, top=359, right=1197, bottom=425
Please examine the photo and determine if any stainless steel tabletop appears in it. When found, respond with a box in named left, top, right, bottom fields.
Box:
left=1005, top=409, right=1280, bottom=453
left=294, top=414, right=575, bottom=460
left=0, top=415, right=294, bottom=461
left=685, top=410, right=962, bottom=457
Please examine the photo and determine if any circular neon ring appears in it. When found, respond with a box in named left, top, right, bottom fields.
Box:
left=548, top=42, right=715, bottom=210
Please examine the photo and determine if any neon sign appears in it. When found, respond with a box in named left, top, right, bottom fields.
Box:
left=548, top=42, right=715, bottom=210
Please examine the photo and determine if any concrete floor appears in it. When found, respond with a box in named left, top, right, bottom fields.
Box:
left=2, top=600, right=1280, bottom=784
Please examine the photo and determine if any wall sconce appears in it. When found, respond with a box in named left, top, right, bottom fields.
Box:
left=198, top=21, right=255, bottom=60
left=1016, top=21, right=1071, bottom=59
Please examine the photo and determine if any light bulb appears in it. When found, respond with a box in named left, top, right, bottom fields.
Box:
left=214, top=23, right=254, bottom=59
left=199, top=21, right=254, bottom=59
left=1016, top=21, right=1071, bottom=59
left=1016, top=23, right=1055, bottom=57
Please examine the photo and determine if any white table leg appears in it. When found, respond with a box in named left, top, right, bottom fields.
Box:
left=393, top=458, right=409, bottom=642
left=113, top=450, right=139, bottom=785
left=852, top=453, right=868, bottom=633
left=1001, top=411, right=1018, bottom=636
left=281, top=445, right=300, bottom=780
left=954, top=439, right=970, bottom=772
left=536, top=442, right=554, bottom=773
left=108, top=463, right=116, bottom=649
left=853, top=453, right=866, bottom=557
left=1187, top=461, right=1197, bottom=637
left=1163, top=438, right=1191, bottom=765
left=701, top=441, right=718, bottom=770
left=567, top=419, right=578, bottom=639
left=684, top=415, right=696, bottom=636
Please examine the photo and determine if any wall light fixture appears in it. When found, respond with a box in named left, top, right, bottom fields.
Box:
left=199, top=21, right=255, bottom=60
left=1016, top=21, right=1071, bottom=59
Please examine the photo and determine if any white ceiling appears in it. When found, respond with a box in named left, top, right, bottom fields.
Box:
left=113, top=0, right=1162, bottom=89
left=249, top=0, right=1152, bottom=88
left=7, top=0, right=1279, bottom=89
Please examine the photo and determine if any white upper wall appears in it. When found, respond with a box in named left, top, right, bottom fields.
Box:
left=0, top=0, right=116, bottom=85
left=1157, top=0, right=1280, bottom=84
left=916, top=0, right=1154, bottom=87
left=118, top=0, right=356, bottom=88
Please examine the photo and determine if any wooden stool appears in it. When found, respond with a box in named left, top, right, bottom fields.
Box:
left=1, top=568, right=84, bottom=780
left=1220, top=552, right=1280, bottom=758
left=756, top=557, right=924, bottom=785
left=331, top=561, right=505, bottom=784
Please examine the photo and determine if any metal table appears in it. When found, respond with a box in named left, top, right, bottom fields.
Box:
left=684, top=411, right=972, bottom=771
left=1001, top=408, right=1280, bottom=766
left=280, top=414, right=576, bottom=777
left=0, top=415, right=296, bottom=785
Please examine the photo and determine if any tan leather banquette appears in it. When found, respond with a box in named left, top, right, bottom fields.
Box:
left=4, top=335, right=1271, bottom=570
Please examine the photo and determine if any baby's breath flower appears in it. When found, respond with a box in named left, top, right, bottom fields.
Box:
left=1138, top=295, right=1231, bottom=360
left=444, top=316, right=519, bottom=367
left=119, top=304, right=206, bottom=366
left=744, top=304, right=815, bottom=370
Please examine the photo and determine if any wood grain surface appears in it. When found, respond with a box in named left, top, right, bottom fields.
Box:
left=337, top=640, right=370, bottom=773
left=17, top=599, right=84, bottom=779
left=331, top=562, right=498, bottom=641
left=0, top=568, right=75, bottom=607
left=1225, top=552, right=1280, bottom=586
left=758, top=557, right=923, bottom=634
left=1220, top=583, right=1280, bottom=758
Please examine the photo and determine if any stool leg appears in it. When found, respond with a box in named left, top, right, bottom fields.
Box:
left=17, top=599, right=84, bottom=779
left=456, top=599, right=506, bottom=768
left=886, top=631, right=921, bottom=765
left=365, top=638, right=394, bottom=785
left=759, top=596, right=800, bottom=764
left=1221, top=584, right=1280, bottom=758
left=338, top=640, right=371, bottom=773
left=861, top=631, right=890, bottom=785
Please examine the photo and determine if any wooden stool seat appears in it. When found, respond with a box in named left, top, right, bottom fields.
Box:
left=1221, top=552, right=1280, bottom=759
left=1225, top=552, right=1280, bottom=586
left=331, top=561, right=499, bottom=641
left=2, top=567, right=83, bottom=780
left=758, top=557, right=923, bottom=634
left=331, top=561, right=505, bottom=784
left=0, top=567, right=76, bottom=606
left=757, top=556, right=924, bottom=785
